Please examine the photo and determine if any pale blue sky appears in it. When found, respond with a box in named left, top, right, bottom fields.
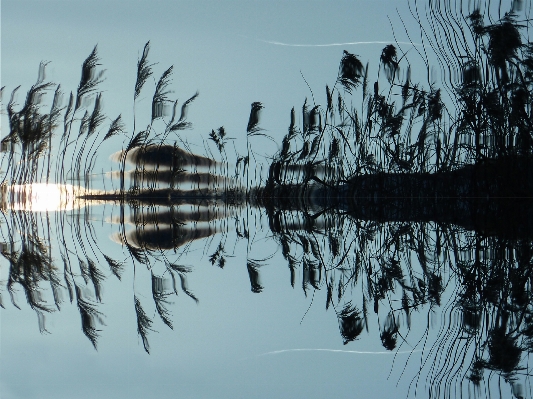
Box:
left=2, top=0, right=422, bottom=171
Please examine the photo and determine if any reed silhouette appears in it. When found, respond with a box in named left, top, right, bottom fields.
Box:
left=1, top=0, right=533, bottom=397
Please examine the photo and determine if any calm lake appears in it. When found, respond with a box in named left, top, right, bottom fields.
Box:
left=2, top=1, right=533, bottom=398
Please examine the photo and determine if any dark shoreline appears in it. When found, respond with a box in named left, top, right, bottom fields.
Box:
left=74, top=155, right=533, bottom=239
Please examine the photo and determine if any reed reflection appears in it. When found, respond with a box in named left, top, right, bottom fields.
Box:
left=1, top=199, right=533, bottom=396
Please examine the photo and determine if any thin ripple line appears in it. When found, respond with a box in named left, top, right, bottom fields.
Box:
left=258, top=348, right=421, bottom=356
left=260, top=39, right=421, bottom=47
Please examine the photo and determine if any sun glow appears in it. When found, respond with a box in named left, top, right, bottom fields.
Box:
left=0, top=183, right=100, bottom=212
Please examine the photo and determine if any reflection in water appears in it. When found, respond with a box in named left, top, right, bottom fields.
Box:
left=3, top=2, right=533, bottom=397
left=1, top=196, right=532, bottom=397
left=112, top=203, right=232, bottom=250
left=0, top=183, right=103, bottom=212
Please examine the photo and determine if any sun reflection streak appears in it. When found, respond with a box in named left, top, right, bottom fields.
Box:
left=0, top=183, right=103, bottom=212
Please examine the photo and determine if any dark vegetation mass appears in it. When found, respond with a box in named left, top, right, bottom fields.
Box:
left=1, top=1, right=533, bottom=397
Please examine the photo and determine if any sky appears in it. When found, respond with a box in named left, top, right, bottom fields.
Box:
left=2, top=0, right=424, bottom=176
left=1, top=1, right=524, bottom=398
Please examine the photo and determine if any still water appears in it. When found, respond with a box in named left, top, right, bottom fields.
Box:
left=3, top=1, right=533, bottom=397
left=1, top=182, right=532, bottom=398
